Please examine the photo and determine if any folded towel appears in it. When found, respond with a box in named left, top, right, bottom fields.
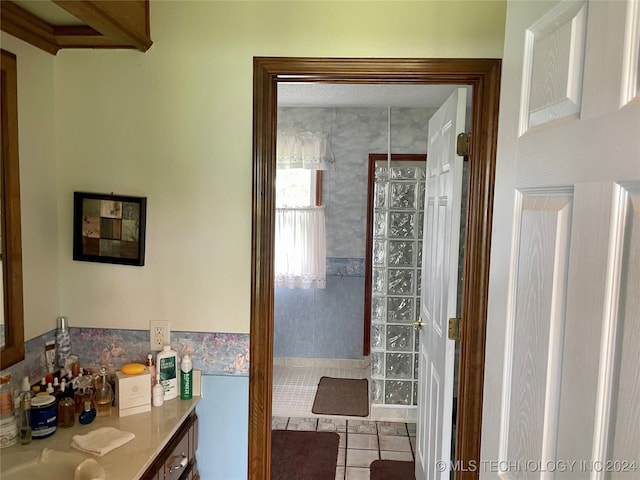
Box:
left=71, top=427, right=135, bottom=457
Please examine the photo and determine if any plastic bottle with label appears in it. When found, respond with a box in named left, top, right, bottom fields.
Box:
left=156, top=345, right=178, bottom=401
left=152, top=378, right=164, bottom=407
left=180, top=354, right=192, bottom=400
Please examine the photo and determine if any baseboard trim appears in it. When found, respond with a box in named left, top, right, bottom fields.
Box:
left=370, top=404, right=417, bottom=423
left=273, top=356, right=370, bottom=369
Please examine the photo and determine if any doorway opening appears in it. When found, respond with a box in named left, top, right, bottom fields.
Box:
left=250, top=57, right=501, bottom=480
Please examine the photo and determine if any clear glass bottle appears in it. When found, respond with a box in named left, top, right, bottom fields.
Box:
left=18, top=394, right=32, bottom=444
left=94, top=367, right=113, bottom=417
left=57, top=385, right=75, bottom=428
left=78, top=401, right=96, bottom=425
left=146, top=353, right=156, bottom=391
left=0, top=375, right=15, bottom=421
left=73, top=374, right=93, bottom=414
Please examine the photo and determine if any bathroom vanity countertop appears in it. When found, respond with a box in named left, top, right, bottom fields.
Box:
left=0, top=396, right=200, bottom=480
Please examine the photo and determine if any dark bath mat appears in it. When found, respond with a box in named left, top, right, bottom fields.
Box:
left=370, top=459, right=416, bottom=480
left=271, top=430, right=339, bottom=480
left=311, top=376, right=369, bottom=417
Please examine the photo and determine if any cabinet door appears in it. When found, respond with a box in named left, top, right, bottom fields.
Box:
left=164, top=429, right=190, bottom=480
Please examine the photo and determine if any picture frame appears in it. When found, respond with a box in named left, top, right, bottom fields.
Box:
left=73, top=191, right=147, bottom=266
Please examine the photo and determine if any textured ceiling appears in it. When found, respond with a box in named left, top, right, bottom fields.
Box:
left=278, top=83, right=471, bottom=108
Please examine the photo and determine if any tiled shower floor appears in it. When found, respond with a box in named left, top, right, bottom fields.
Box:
left=272, top=363, right=416, bottom=480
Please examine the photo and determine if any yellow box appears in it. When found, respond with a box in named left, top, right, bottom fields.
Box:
left=115, top=369, right=151, bottom=417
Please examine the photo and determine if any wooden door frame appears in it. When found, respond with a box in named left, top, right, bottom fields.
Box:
left=250, top=57, right=501, bottom=480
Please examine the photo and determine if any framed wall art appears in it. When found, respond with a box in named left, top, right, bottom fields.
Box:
left=73, top=192, right=147, bottom=266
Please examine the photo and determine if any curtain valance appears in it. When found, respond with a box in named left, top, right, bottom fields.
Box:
left=277, top=131, right=329, bottom=170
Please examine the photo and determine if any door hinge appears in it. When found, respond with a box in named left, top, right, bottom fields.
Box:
left=456, top=132, right=471, bottom=157
left=448, top=317, right=462, bottom=340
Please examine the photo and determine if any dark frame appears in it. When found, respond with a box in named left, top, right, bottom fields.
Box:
left=73, top=191, right=147, bottom=266
left=363, top=153, right=426, bottom=356
left=0, top=49, right=25, bottom=369
left=250, top=57, right=501, bottom=480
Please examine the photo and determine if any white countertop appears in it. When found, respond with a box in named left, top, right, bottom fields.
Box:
left=0, top=396, right=200, bottom=480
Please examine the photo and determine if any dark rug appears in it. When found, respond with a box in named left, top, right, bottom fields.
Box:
left=271, top=430, right=339, bottom=480
left=370, top=460, right=416, bottom=480
left=312, top=376, right=369, bottom=416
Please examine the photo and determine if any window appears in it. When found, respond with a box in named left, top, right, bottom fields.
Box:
left=274, top=169, right=326, bottom=289
left=276, top=169, right=322, bottom=207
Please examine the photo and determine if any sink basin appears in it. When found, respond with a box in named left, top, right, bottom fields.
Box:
left=2, top=448, right=105, bottom=480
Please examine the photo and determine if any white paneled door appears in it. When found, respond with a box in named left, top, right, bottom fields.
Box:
left=483, top=1, right=640, bottom=480
left=416, top=88, right=466, bottom=480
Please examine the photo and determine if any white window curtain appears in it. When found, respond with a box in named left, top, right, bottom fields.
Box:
left=277, top=131, right=329, bottom=170
left=275, top=206, right=326, bottom=289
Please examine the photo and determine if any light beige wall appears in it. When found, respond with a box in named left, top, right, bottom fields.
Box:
left=19, top=0, right=506, bottom=337
left=1, top=33, right=60, bottom=340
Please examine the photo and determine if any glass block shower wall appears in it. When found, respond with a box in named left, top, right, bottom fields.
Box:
left=370, top=160, right=426, bottom=407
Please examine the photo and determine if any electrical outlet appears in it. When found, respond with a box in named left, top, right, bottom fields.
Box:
left=150, top=320, right=170, bottom=351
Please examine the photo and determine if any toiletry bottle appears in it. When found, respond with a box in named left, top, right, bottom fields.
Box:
left=94, top=367, right=113, bottom=417
left=152, top=378, right=164, bottom=407
left=78, top=401, right=96, bottom=425
left=180, top=354, right=193, bottom=400
left=147, top=353, right=156, bottom=390
left=45, top=340, right=56, bottom=373
left=57, top=384, right=75, bottom=428
left=73, top=373, right=92, bottom=414
left=55, top=316, right=72, bottom=369
left=0, top=375, right=15, bottom=421
left=18, top=394, right=31, bottom=444
left=156, top=345, right=178, bottom=401
left=20, top=377, right=31, bottom=396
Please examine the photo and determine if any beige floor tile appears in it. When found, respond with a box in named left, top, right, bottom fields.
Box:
left=377, top=421, right=409, bottom=436
left=272, top=417, right=288, bottom=430
left=318, top=421, right=338, bottom=432
left=379, top=435, right=412, bottom=452
left=318, top=417, right=348, bottom=432
left=347, top=420, right=377, bottom=434
left=286, top=417, right=317, bottom=431
left=346, top=448, right=380, bottom=468
left=337, top=448, right=346, bottom=466
left=345, top=467, right=370, bottom=480
left=348, top=433, right=379, bottom=450
left=335, top=466, right=345, bottom=480
left=380, top=450, right=414, bottom=461
left=338, top=432, right=346, bottom=448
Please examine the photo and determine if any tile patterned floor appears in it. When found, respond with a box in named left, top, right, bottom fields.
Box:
left=272, top=363, right=370, bottom=419
left=272, top=363, right=416, bottom=479
left=271, top=416, right=416, bottom=480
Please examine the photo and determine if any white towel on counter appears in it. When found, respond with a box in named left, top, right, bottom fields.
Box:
left=71, top=426, right=135, bottom=457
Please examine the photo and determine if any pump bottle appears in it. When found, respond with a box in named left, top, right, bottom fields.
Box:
left=156, top=345, right=178, bottom=401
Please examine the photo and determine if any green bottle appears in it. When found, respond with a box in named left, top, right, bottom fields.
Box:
left=180, top=354, right=192, bottom=400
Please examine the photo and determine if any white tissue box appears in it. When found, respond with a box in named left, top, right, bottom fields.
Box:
left=115, top=369, right=151, bottom=417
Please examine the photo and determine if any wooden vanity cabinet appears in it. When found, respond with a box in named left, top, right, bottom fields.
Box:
left=141, top=410, right=199, bottom=480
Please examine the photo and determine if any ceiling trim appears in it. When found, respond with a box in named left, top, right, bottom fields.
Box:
left=0, top=0, right=152, bottom=55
